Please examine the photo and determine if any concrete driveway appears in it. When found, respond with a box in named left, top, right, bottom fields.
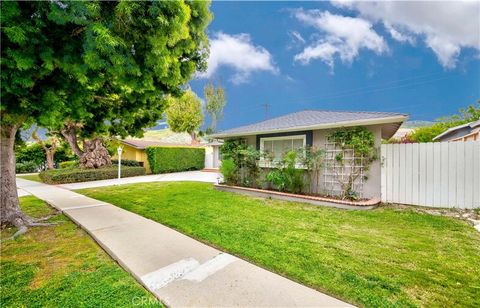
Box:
left=16, top=178, right=353, bottom=307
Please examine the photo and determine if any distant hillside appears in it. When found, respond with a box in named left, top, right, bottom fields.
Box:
left=146, top=120, right=169, bottom=130
left=130, top=128, right=193, bottom=144
left=401, top=121, right=434, bottom=129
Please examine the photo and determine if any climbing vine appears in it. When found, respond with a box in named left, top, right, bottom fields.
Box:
left=326, top=127, right=378, bottom=200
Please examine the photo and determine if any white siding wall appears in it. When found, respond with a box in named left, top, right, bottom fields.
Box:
left=381, top=141, right=480, bottom=209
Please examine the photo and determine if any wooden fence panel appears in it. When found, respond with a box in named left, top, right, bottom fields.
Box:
left=381, top=141, right=480, bottom=209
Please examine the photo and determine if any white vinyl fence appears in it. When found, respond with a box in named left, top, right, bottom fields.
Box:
left=381, top=141, right=480, bottom=209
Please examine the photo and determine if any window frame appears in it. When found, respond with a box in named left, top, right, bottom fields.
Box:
left=259, top=134, right=307, bottom=168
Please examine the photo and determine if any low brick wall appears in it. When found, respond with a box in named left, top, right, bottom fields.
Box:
left=214, top=184, right=379, bottom=210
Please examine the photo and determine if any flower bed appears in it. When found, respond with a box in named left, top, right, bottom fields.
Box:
left=214, top=184, right=380, bottom=210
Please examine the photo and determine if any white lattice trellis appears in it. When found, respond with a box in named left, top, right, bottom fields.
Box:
left=323, top=139, right=365, bottom=198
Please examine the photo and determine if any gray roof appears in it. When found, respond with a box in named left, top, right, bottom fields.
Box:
left=212, top=110, right=407, bottom=139
left=433, top=119, right=480, bottom=141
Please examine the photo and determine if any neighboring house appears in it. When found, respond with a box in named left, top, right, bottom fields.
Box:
left=113, top=139, right=222, bottom=173
left=433, top=119, right=480, bottom=142
left=204, top=140, right=223, bottom=170
left=211, top=110, right=408, bottom=198
left=113, top=140, right=194, bottom=173
left=391, top=127, right=415, bottom=140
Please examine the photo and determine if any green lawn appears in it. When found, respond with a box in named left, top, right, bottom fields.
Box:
left=78, top=182, right=480, bottom=307
left=0, top=196, right=160, bottom=307
left=16, top=173, right=41, bottom=182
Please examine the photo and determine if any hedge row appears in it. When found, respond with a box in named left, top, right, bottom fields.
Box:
left=59, top=159, right=141, bottom=169
left=59, top=161, right=79, bottom=169
left=145, top=146, right=205, bottom=174
left=111, top=159, right=141, bottom=167
left=39, top=166, right=145, bottom=184
left=16, top=162, right=38, bottom=173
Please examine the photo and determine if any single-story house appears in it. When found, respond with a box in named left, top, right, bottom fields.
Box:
left=433, top=119, right=480, bottom=142
left=211, top=110, right=408, bottom=198
left=112, top=139, right=222, bottom=173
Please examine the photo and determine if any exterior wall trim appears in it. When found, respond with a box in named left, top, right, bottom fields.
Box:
left=255, top=130, right=313, bottom=150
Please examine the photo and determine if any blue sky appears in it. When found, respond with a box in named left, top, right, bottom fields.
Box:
left=189, top=1, right=480, bottom=131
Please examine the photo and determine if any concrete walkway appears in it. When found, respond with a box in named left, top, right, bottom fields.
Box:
left=57, top=170, right=219, bottom=190
left=16, top=178, right=352, bottom=307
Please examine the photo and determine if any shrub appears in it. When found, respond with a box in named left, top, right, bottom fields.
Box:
left=219, top=140, right=261, bottom=187
left=266, top=150, right=304, bottom=194
left=39, top=166, right=145, bottom=184
left=266, top=169, right=288, bottom=192
left=111, top=159, right=141, bottom=167
left=16, top=162, right=38, bottom=174
left=219, top=158, right=237, bottom=184
left=59, top=161, right=79, bottom=169
left=145, top=146, right=205, bottom=174
left=220, top=139, right=244, bottom=160
left=15, top=143, right=45, bottom=165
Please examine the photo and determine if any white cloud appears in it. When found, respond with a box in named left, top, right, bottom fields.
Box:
left=295, top=42, right=338, bottom=68
left=384, top=23, right=415, bottom=45
left=332, top=1, right=480, bottom=68
left=200, top=32, right=277, bottom=84
left=293, top=10, right=387, bottom=68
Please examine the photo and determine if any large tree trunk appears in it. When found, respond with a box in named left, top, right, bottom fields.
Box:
left=80, top=138, right=111, bottom=169
left=190, top=132, right=200, bottom=145
left=1, top=123, right=31, bottom=229
left=45, top=150, right=55, bottom=169
left=60, top=123, right=111, bottom=169
left=32, top=129, right=57, bottom=170
left=60, top=124, right=84, bottom=158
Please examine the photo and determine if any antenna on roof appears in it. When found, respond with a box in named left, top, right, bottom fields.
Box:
left=261, top=103, right=270, bottom=120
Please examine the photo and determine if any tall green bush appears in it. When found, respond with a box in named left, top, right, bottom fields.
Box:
left=15, top=143, right=45, bottom=166
left=266, top=150, right=304, bottom=194
left=220, top=139, right=243, bottom=160
left=219, top=158, right=237, bottom=184
left=16, top=162, right=38, bottom=174
left=146, top=147, right=205, bottom=174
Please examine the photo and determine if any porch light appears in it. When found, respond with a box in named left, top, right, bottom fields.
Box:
left=117, top=146, right=123, bottom=179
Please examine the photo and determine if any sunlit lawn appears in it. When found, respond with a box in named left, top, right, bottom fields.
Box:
left=77, top=182, right=480, bottom=307
left=16, top=173, right=41, bottom=182
left=0, top=196, right=160, bottom=307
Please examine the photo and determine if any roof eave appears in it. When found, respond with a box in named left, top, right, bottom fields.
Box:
left=120, top=140, right=143, bottom=150
left=432, top=122, right=472, bottom=141
left=211, top=115, right=408, bottom=139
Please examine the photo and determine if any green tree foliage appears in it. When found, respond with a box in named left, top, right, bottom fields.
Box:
left=1, top=1, right=211, bottom=230
left=410, top=101, right=480, bottom=143
left=165, top=90, right=204, bottom=141
left=204, top=82, right=226, bottom=133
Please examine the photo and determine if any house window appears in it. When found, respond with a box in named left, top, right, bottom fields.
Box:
left=260, top=135, right=306, bottom=162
